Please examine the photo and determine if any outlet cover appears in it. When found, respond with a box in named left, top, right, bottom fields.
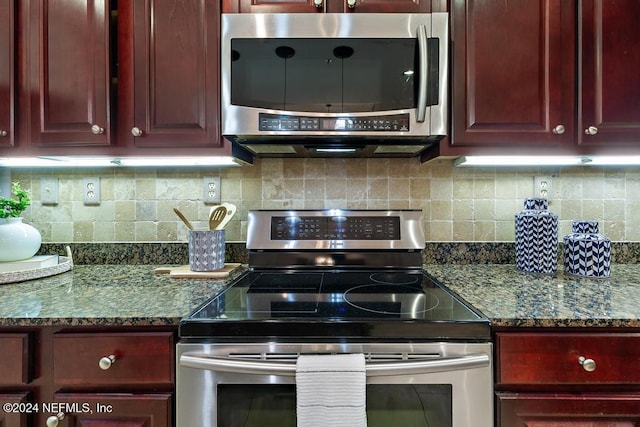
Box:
left=534, top=175, right=553, bottom=201
left=41, top=177, right=59, bottom=205
left=203, top=177, right=221, bottom=204
left=83, top=177, right=101, bottom=205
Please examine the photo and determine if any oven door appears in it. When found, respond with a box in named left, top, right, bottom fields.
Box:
left=177, top=342, right=493, bottom=427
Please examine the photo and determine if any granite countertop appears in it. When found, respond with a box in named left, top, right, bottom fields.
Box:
left=0, top=265, right=246, bottom=327
left=0, top=263, right=639, bottom=328
left=426, top=264, right=640, bottom=328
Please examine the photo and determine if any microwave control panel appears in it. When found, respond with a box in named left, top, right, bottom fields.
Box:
left=259, top=113, right=410, bottom=132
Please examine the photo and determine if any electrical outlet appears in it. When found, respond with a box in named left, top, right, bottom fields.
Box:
left=83, top=177, right=101, bottom=205
left=203, top=177, right=221, bottom=204
left=534, top=175, right=553, bottom=201
left=41, top=177, right=59, bottom=205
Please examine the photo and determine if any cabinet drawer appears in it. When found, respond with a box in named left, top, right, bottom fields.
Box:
left=497, top=332, right=640, bottom=385
left=53, top=332, right=174, bottom=386
left=0, top=334, right=30, bottom=385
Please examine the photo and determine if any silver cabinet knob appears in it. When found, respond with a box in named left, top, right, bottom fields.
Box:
left=0, top=130, right=7, bottom=137
left=131, top=127, right=143, bottom=137
left=584, top=126, right=598, bottom=135
left=552, top=124, right=565, bottom=135
left=347, top=0, right=357, bottom=8
left=99, top=354, right=117, bottom=370
left=91, top=124, right=105, bottom=135
left=46, top=413, right=65, bottom=427
left=578, top=356, right=596, bottom=372
left=314, top=0, right=323, bottom=7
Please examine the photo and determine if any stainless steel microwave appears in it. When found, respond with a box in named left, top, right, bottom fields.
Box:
left=221, top=13, right=449, bottom=158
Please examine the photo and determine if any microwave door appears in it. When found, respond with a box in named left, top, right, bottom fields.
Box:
left=221, top=13, right=449, bottom=150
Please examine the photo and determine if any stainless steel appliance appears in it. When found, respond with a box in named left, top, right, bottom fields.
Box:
left=177, top=210, right=492, bottom=427
left=221, top=13, right=449, bottom=158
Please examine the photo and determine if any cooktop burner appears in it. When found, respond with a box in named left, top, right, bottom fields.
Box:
left=180, top=270, right=490, bottom=341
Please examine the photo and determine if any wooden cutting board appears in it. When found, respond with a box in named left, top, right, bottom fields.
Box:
left=154, top=263, right=241, bottom=279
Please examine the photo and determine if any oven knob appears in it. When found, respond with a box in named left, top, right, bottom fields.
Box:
left=578, top=356, right=596, bottom=372
left=99, top=354, right=117, bottom=370
left=46, top=413, right=65, bottom=427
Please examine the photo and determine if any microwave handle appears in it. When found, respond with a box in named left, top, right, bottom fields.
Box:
left=180, top=353, right=489, bottom=377
left=416, top=24, right=429, bottom=123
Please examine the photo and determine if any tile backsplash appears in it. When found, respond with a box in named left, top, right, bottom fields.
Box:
left=8, top=158, right=640, bottom=243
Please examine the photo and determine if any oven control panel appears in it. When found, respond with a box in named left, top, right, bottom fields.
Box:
left=247, top=209, right=425, bottom=250
left=271, top=216, right=400, bottom=240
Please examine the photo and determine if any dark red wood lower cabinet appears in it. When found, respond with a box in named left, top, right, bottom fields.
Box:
left=51, top=393, right=172, bottom=427
left=498, top=392, right=640, bottom=427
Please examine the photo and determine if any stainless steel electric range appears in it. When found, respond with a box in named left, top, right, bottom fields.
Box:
left=177, top=210, right=493, bottom=427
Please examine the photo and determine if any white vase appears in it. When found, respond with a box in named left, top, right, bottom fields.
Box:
left=0, top=217, right=42, bottom=262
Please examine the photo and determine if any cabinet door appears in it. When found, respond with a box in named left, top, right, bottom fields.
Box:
left=0, top=0, right=15, bottom=149
left=28, top=0, right=112, bottom=148
left=498, top=392, right=640, bottom=427
left=579, top=0, right=640, bottom=148
left=0, top=393, right=29, bottom=427
left=118, top=0, right=222, bottom=150
left=52, top=393, right=172, bottom=427
left=450, top=0, right=575, bottom=150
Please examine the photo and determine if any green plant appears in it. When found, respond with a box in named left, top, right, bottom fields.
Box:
left=0, top=182, right=31, bottom=218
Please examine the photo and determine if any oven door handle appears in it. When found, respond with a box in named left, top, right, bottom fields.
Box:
left=180, top=353, right=490, bottom=377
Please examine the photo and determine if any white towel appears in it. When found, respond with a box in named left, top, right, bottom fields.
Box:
left=296, top=353, right=367, bottom=427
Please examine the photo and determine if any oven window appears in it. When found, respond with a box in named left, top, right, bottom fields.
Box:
left=230, top=38, right=417, bottom=114
left=217, top=384, right=452, bottom=427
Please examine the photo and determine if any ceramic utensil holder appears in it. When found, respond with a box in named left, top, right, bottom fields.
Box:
left=563, top=220, right=611, bottom=278
left=515, top=198, right=558, bottom=274
left=188, top=229, right=225, bottom=271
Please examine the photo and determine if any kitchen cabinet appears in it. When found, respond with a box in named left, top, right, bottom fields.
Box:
left=0, top=327, right=175, bottom=427
left=116, top=0, right=224, bottom=153
left=26, top=0, right=113, bottom=150
left=435, top=0, right=640, bottom=160
left=222, top=0, right=440, bottom=13
left=3, top=0, right=236, bottom=159
left=495, top=331, right=640, bottom=426
left=579, top=0, right=640, bottom=151
left=446, top=0, right=576, bottom=154
left=0, top=333, right=31, bottom=427
left=0, top=0, right=16, bottom=150
left=48, top=331, right=174, bottom=425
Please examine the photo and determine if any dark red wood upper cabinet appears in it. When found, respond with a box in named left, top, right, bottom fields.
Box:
left=117, top=0, right=222, bottom=150
left=579, top=0, right=640, bottom=150
left=28, top=0, right=112, bottom=148
left=450, top=0, right=576, bottom=150
left=0, top=0, right=16, bottom=150
left=222, top=0, right=433, bottom=14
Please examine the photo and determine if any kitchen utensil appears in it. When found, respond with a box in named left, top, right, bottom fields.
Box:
left=208, top=205, right=227, bottom=230
left=215, top=203, right=237, bottom=230
left=173, top=208, right=194, bottom=230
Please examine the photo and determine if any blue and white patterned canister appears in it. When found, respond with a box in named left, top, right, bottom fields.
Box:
left=515, top=198, right=558, bottom=274
left=188, top=229, right=226, bottom=271
left=563, top=220, right=611, bottom=278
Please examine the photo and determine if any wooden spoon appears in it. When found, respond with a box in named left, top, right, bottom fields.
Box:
left=208, top=205, right=227, bottom=230
left=173, top=208, right=194, bottom=230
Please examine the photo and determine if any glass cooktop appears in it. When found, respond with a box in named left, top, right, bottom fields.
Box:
left=179, top=270, right=491, bottom=341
